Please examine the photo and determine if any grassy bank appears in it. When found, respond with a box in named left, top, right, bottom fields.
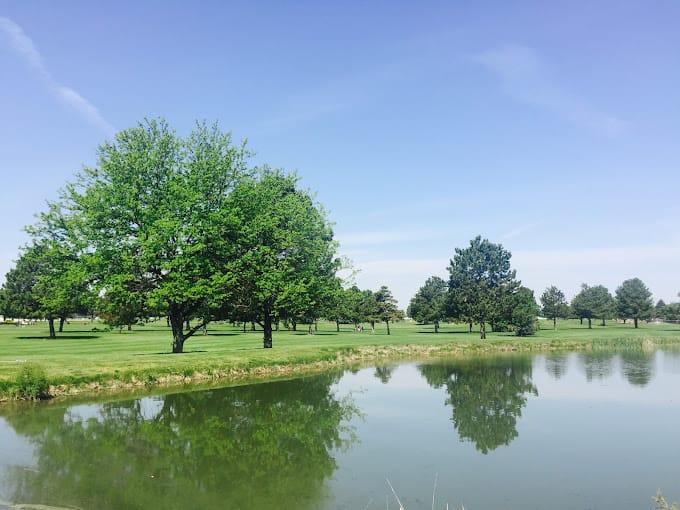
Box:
left=1, top=319, right=679, bottom=400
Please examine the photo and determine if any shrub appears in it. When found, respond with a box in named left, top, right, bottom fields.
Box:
left=15, top=364, right=50, bottom=400
left=512, top=306, right=537, bottom=336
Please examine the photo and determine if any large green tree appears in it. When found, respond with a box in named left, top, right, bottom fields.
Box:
left=408, top=276, right=447, bottom=333
left=615, top=278, right=653, bottom=328
left=540, top=285, right=569, bottom=329
left=447, top=236, right=520, bottom=339
left=227, top=170, right=340, bottom=348
left=45, top=119, right=250, bottom=352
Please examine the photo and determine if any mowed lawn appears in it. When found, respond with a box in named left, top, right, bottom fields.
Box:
left=1, top=319, right=679, bottom=386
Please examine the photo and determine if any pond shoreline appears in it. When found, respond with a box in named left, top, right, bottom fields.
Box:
left=2, top=335, right=678, bottom=403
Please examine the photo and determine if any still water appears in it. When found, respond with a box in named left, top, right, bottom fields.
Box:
left=1, top=349, right=679, bottom=509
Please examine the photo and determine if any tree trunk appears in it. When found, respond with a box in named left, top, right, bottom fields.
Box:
left=127, top=323, right=132, bottom=331
left=587, top=318, right=592, bottom=329
left=169, top=309, right=185, bottom=353
left=242, top=321, right=246, bottom=332
left=634, top=317, right=639, bottom=328
left=370, top=320, right=375, bottom=334
left=48, top=317, right=56, bottom=339
left=468, top=322, right=473, bottom=333
left=480, top=322, right=486, bottom=340
left=185, top=319, right=190, bottom=330
left=292, top=320, right=297, bottom=331
left=58, top=316, right=65, bottom=333
left=601, top=318, right=605, bottom=326
left=263, top=304, right=273, bottom=348
left=275, top=321, right=279, bottom=331
left=314, top=321, right=318, bottom=332
left=336, top=320, right=340, bottom=332
left=386, top=320, right=391, bottom=335
left=553, top=317, right=557, bottom=330
left=580, top=317, right=583, bottom=325
left=251, top=321, right=256, bottom=331
left=434, top=320, right=439, bottom=333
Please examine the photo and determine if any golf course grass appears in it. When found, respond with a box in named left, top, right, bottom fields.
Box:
left=1, top=318, right=679, bottom=400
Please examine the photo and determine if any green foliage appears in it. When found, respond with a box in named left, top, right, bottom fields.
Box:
left=615, top=278, right=653, bottom=327
left=373, top=285, right=402, bottom=334
left=512, top=287, right=539, bottom=336
left=408, top=276, right=447, bottom=332
left=664, top=302, right=680, bottom=321
left=540, top=285, right=569, bottom=328
left=15, top=364, right=50, bottom=400
left=226, top=170, right=340, bottom=346
left=419, top=356, right=537, bottom=453
left=0, top=375, right=356, bottom=508
left=447, top=236, right=521, bottom=339
left=0, top=242, right=91, bottom=337
left=36, top=119, right=252, bottom=352
left=571, top=284, right=615, bottom=327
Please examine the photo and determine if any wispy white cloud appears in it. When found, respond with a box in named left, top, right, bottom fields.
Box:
left=0, top=16, right=115, bottom=135
left=473, top=44, right=628, bottom=136
left=501, top=221, right=544, bottom=240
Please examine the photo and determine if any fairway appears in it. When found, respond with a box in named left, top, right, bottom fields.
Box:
left=2, top=319, right=680, bottom=398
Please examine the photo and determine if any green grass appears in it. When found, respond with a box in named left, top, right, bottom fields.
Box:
left=1, top=318, right=679, bottom=399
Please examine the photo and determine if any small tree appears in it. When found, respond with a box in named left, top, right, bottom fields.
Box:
left=408, top=276, right=447, bottom=333
left=664, top=302, right=680, bottom=321
left=360, top=290, right=379, bottom=333
left=571, top=284, right=615, bottom=328
left=654, top=299, right=667, bottom=320
left=374, top=286, right=401, bottom=335
left=1, top=243, right=90, bottom=337
left=511, top=286, right=540, bottom=336
left=615, top=278, right=653, bottom=328
left=540, top=286, right=569, bottom=329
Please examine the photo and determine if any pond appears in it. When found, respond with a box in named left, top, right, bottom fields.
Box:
left=1, top=348, right=679, bottom=509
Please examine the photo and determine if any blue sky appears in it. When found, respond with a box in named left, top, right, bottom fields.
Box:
left=1, top=1, right=679, bottom=307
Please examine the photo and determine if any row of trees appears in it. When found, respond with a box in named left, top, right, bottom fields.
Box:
left=408, top=237, right=673, bottom=337
left=541, top=280, right=676, bottom=329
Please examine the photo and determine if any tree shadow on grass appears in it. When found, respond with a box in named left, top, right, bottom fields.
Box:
left=17, top=335, right=101, bottom=340
left=289, top=332, right=339, bottom=337
left=133, top=350, right=208, bottom=356
left=418, top=330, right=476, bottom=335
left=206, top=333, right=239, bottom=337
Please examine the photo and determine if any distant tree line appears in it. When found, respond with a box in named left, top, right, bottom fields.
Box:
left=408, top=237, right=673, bottom=337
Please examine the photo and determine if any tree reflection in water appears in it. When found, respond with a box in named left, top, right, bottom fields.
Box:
left=620, top=349, right=655, bottom=387
left=419, top=356, right=537, bottom=454
left=579, top=351, right=616, bottom=381
left=1, top=374, right=356, bottom=510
